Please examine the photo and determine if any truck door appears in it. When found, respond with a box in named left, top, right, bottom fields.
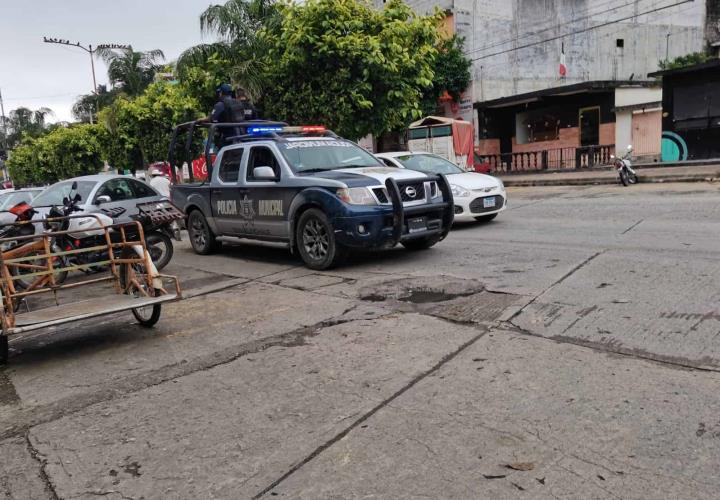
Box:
left=210, top=146, right=245, bottom=235
left=238, top=145, right=288, bottom=240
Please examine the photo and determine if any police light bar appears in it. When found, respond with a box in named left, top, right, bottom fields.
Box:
left=247, top=126, right=284, bottom=134
left=247, top=125, right=326, bottom=135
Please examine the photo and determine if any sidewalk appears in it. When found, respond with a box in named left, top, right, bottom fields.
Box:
left=498, top=164, right=720, bottom=187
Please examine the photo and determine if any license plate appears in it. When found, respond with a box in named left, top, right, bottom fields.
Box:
left=407, top=217, right=427, bottom=233
left=483, top=197, right=496, bottom=208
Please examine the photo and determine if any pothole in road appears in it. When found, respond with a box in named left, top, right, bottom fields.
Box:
left=358, top=276, right=485, bottom=304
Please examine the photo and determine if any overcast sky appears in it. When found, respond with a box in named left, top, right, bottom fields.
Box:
left=0, top=0, right=212, bottom=123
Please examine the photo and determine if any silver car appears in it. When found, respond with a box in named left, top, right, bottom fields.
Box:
left=31, top=174, right=164, bottom=222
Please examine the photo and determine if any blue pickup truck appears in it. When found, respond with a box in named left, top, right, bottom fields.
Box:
left=169, top=122, right=453, bottom=269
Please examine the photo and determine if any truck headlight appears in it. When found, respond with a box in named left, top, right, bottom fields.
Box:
left=450, top=184, right=470, bottom=197
left=337, top=187, right=377, bottom=205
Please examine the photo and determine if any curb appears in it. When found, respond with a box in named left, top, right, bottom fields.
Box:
left=503, top=175, right=720, bottom=187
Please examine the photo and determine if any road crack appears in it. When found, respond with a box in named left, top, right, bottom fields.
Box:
left=25, top=432, right=60, bottom=500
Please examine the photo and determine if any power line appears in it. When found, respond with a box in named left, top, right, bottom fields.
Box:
left=470, top=0, right=695, bottom=62
left=465, top=0, right=639, bottom=56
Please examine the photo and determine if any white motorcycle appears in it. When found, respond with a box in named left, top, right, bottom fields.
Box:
left=611, top=145, right=638, bottom=186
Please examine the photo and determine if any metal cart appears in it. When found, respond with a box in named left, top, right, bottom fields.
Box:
left=0, top=214, right=182, bottom=363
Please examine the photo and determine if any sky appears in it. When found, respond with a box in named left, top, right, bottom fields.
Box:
left=0, top=0, right=213, bottom=123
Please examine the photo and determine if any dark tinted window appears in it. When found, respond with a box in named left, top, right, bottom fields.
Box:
left=247, top=146, right=280, bottom=181
left=95, top=178, right=135, bottom=202
left=219, top=148, right=243, bottom=183
left=129, top=179, right=157, bottom=198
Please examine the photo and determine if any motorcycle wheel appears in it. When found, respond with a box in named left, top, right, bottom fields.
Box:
left=619, top=169, right=630, bottom=186
left=145, top=232, right=173, bottom=271
left=628, top=172, right=638, bottom=184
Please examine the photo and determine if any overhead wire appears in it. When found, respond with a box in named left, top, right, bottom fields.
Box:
left=469, top=0, right=696, bottom=61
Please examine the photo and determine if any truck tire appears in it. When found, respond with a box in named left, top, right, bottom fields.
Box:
left=295, top=209, right=346, bottom=270
left=401, top=236, right=441, bottom=251
left=188, top=210, right=220, bottom=255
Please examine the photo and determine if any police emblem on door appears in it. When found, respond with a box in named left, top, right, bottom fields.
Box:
left=239, top=195, right=255, bottom=220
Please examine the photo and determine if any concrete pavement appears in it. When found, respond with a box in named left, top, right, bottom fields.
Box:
left=1, top=181, right=719, bottom=498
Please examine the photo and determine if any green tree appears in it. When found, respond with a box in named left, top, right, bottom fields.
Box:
left=98, top=81, right=203, bottom=171
left=1, top=107, right=54, bottom=149
left=258, top=0, right=442, bottom=140
left=95, top=46, right=166, bottom=97
left=420, top=35, right=472, bottom=116
left=72, top=85, right=121, bottom=123
left=177, top=0, right=278, bottom=102
left=6, top=125, right=106, bottom=186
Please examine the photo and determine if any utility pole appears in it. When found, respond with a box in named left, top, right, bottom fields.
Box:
left=666, top=33, right=672, bottom=62
left=42, top=37, right=130, bottom=123
left=0, top=87, right=7, bottom=149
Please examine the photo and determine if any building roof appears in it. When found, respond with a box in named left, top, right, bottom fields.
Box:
left=647, top=58, right=720, bottom=78
left=475, top=80, right=659, bottom=109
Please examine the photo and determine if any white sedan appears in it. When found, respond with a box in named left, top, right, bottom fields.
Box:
left=375, top=152, right=507, bottom=223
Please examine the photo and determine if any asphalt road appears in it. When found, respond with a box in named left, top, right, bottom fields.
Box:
left=1, top=181, right=719, bottom=499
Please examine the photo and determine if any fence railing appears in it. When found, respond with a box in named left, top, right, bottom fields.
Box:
left=477, top=145, right=615, bottom=173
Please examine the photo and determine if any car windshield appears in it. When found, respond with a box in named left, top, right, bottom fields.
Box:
left=279, top=139, right=382, bottom=172
left=0, top=191, right=40, bottom=210
left=32, top=180, right=97, bottom=207
left=394, top=154, right=464, bottom=175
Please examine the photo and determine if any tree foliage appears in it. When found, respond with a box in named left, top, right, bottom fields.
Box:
left=658, top=51, right=712, bottom=71
left=72, top=85, right=121, bottom=123
left=95, top=46, right=166, bottom=97
left=258, top=0, right=442, bottom=140
left=1, top=107, right=54, bottom=149
left=98, top=81, right=204, bottom=171
left=6, top=125, right=106, bottom=186
left=177, top=0, right=278, bottom=102
left=420, top=35, right=472, bottom=115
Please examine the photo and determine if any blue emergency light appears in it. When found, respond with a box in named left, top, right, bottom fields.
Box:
left=247, top=125, right=326, bottom=135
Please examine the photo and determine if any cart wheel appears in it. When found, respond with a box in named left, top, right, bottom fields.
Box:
left=0, top=335, right=8, bottom=365
left=120, top=252, right=162, bottom=328
left=132, top=297, right=162, bottom=327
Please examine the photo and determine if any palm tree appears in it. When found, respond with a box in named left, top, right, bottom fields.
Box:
left=176, top=0, right=278, bottom=101
left=72, top=84, right=120, bottom=123
left=3, top=107, right=54, bottom=149
left=95, top=46, right=165, bottom=97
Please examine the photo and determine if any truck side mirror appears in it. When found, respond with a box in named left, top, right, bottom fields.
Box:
left=96, top=195, right=112, bottom=205
left=253, top=166, right=277, bottom=181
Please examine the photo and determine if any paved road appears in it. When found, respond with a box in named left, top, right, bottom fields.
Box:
left=1, top=182, right=719, bottom=499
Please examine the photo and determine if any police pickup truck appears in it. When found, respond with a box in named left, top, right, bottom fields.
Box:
left=170, top=122, right=454, bottom=270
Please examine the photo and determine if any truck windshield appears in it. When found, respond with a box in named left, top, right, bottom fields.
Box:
left=279, top=140, right=382, bottom=173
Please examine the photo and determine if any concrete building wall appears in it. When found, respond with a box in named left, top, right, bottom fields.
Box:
left=390, top=0, right=706, bottom=103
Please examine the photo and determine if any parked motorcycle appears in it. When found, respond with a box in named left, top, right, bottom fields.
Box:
left=44, top=185, right=180, bottom=277
left=611, top=145, right=638, bottom=186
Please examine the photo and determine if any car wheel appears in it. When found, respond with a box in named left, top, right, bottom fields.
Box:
left=296, top=209, right=345, bottom=270
left=474, top=214, right=497, bottom=223
left=188, top=210, right=220, bottom=255
left=401, top=236, right=440, bottom=251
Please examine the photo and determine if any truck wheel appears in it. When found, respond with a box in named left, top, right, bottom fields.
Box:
left=402, top=236, right=440, bottom=251
left=188, top=210, right=220, bottom=255
left=296, top=209, right=346, bottom=270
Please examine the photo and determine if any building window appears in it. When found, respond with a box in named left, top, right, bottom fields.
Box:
left=516, top=109, right=560, bottom=144
left=616, top=39, right=624, bottom=49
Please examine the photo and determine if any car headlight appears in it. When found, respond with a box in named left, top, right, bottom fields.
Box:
left=450, top=184, right=470, bottom=197
left=337, top=187, right=377, bottom=205
left=497, top=179, right=505, bottom=191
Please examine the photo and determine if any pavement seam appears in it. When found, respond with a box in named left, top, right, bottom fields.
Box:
left=24, top=432, right=60, bottom=500
left=501, top=320, right=720, bottom=373
left=251, top=326, right=489, bottom=499
left=508, top=250, right=605, bottom=322
left=620, top=219, right=644, bottom=235
left=0, top=306, right=388, bottom=441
